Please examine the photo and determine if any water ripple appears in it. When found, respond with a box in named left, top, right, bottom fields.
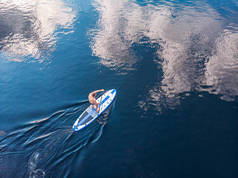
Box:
left=0, top=101, right=113, bottom=178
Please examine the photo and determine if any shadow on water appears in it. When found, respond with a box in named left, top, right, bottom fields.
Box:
left=0, top=100, right=116, bottom=178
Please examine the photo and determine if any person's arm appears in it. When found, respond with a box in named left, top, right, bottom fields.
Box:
left=91, top=89, right=104, bottom=95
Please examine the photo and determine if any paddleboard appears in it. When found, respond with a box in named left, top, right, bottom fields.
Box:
left=72, top=89, right=117, bottom=131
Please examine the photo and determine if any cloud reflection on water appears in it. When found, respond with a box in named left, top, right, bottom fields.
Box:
left=91, top=0, right=238, bottom=111
left=90, top=0, right=137, bottom=71
left=146, top=5, right=223, bottom=110
left=204, top=26, right=238, bottom=101
left=0, top=0, right=75, bottom=62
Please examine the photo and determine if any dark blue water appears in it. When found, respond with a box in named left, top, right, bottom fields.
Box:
left=1, top=0, right=238, bottom=177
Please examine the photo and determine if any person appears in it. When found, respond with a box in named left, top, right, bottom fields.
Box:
left=88, top=89, right=104, bottom=112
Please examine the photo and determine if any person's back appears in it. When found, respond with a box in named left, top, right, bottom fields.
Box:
left=88, top=89, right=104, bottom=112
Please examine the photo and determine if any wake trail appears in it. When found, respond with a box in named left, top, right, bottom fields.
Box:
left=0, top=99, right=113, bottom=178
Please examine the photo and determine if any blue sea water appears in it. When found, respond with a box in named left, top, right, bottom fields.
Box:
left=0, top=0, right=238, bottom=177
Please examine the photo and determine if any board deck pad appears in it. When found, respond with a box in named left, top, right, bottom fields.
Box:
left=73, top=89, right=117, bottom=131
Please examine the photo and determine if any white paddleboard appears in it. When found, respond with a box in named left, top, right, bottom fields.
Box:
left=72, top=89, right=117, bottom=131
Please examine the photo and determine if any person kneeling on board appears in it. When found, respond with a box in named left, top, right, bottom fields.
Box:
left=88, top=89, right=104, bottom=112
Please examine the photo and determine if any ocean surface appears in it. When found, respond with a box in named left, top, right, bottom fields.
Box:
left=0, top=0, right=238, bottom=177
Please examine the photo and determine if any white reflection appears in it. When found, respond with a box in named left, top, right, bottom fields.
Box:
left=92, top=0, right=238, bottom=111
left=91, top=0, right=136, bottom=71
left=0, top=0, right=75, bottom=62
left=146, top=6, right=223, bottom=110
left=204, top=27, right=238, bottom=101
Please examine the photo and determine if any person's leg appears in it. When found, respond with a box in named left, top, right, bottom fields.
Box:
left=96, top=103, right=100, bottom=112
left=91, top=99, right=98, bottom=110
